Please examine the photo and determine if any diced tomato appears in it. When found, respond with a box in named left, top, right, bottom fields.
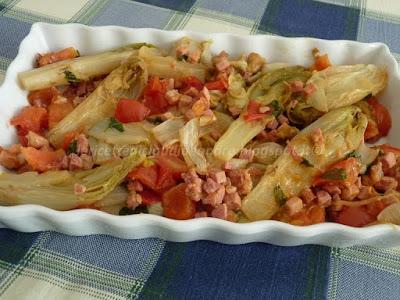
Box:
left=16, top=127, right=29, bottom=147
left=62, top=131, right=78, bottom=151
left=143, top=77, right=169, bottom=115
left=334, top=206, right=375, bottom=227
left=10, top=106, right=48, bottom=134
left=312, top=54, right=331, bottom=71
left=180, top=76, right=203, bottom=91
left=364, top=119, right=380, bottom=141
left=21, top=147, right=64, bottom=172
left=28, top=87, right=59, bottom=107
left=37, top=47, right=79, bottom=67
left=243, top=100, right=266, bottom=122
left=162, top=183, right=196, bottom=220
left=47, top=102, right=74, bottom=129
left=314, top=157, right=360, bottom=186
left=368, top=97, right=392, bottom=137
left=156, top=166, right=177, bottom=190
left=365, top=200, right=386, bottom=219
left=115, top=98, right=150, bottom=123
left=379, top=144, right=400, bottom=156
left=308, top=206, right=326, bottom=224
left=155, top=155, right=188, bottom=180
left=204, top=78, right=228, bottom=91
left=140, top=189, right=161, bottom=205
left=128, top=164, right=159, bottom=190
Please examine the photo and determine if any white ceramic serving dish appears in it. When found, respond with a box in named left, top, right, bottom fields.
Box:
left=0, top=23, right=399, bottom=247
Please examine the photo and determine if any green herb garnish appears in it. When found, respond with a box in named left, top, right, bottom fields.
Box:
left=274, top=184, right=287, bottom=206
left=119, top=205, right=148, bottom=216
left=271, top=100, right=282, bottom=117
left=64, top=70, right=80, bottom=84
left=346, top=150, right=361, bottom=159
left=108, top=117, right=124, bottom=132
left=67, top=139, right=77, bottom=154
left=321, top=168, right=347, bottom=180
left=301, top=158, right=314, bottom=167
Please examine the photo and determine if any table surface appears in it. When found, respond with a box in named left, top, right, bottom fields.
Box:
left=1, top=1, right=400, bottom=299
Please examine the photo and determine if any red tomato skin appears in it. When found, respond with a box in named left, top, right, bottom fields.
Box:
left=243, top=101, right=266, bottom=122
left=204, top=78, right=228, bottom=91
left=128, top=165, right=159, bottom=190
left=48, top=102, right=74, bottom=129
left=312, top=54, right=331, bottom=71
left=156, top=166, right=177, bottom=190
left=10, top=106, right=48, bottom=134
left=115, top=98, right=150, bottom=123
left=143, top=77, right=169, bottom=115
left=181, top=76, right=204, bottom=91
left=21, top=147, right=64, bottom=172
left=334, top=206, right=375, bottom=227
left=37, top=47, right=79, bottom=67
left=368, top=97, right=392, bottom=137
left=379, top=144, right=400, bottom=156
left=364, top=120, right=380, bottom=141
left=155, top=155, right=188, bottom=180
left=162, top=183, right=196, bottom=220
left=28, top=87, right=59, bottom=107
left=140, top=189, right=161, bottom=205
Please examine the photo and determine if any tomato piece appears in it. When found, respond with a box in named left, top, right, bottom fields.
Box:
left=379, top=144, right=400, bottom=156
left=10, top=106, right=48, bottom=134
left=162, top=183, right=196, bottom=220
left=312, top=54, right=331, bottom=71
left=180, top=76, right=203, bottom=91
left=368, top=97, right=392, bottom=137
left=156, top=166, right=177, bottom=190
left=37, top=47, right=79, bottom=67
left=334, top=206, right=375, bottom=227
left=28, top=87, right=59, bottom=107
left=243, top=100, right=266, bottom=122
left=128, top=164, right=159, bottom=190
left=155, top=155, right=188, bottom=180
left=307, top=206, right=326, bottom=224
left=47, top=102, right=74, bottom=129
left=364, top=119, right=380, bottom=141
left=314, top=157, right=360, bottom=186
left=143, top=77, right=169, bottom=115
left=140, top=189, right=161, bottom=205
left=21, top=147, right=64, bottom=172
left=62, top=131, right=78, bottom=151
left=204, top=78, right=228, bottom=91
left=115, top=98, right=150, bottom=123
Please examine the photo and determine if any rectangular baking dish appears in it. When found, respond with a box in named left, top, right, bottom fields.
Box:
left=0, top=23, right=399, bottom=247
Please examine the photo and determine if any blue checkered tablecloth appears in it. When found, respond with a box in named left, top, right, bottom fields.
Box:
left=1, top=1, right=400, bottom=299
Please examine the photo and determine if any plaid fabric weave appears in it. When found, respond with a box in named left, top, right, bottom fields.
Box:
left=1, top=1, right=400, bottom=299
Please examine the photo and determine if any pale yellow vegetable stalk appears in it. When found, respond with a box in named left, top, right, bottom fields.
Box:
left=242, top=106, right=367, bottom=221
left=47, top=56, right=148, bottom=148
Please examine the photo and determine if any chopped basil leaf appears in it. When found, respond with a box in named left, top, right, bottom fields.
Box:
left=274, top=184, right=287, bottom=206
left=321, top=168, right=347, bottom=180
left=108, top=117, right=124, bottom=132
left=346, top=150, right=361, bottom=159
left=67, top=139, right=77, bottom=154
left=64, top=70, right=80, bottom=84
left=301, top=158, right=313, bottom=167
left=119, top=205, right=148, bottom=216
left=271, top=100, right=282, bottom=117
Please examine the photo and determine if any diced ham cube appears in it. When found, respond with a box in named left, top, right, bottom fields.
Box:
left=227, top=169, right=253, bottom=195
left=370, top=162, right=384, bottom=184
left=266, top=118, right=279, bottom=130
left=316, top=190, right=332, bottom=207
left=381, top=152, right=397, bottom=172
left=259, top=106, right=271, bottom=113
left=357, top=186, right=377, bottom=200
left=374, top=176, right=398, bottom=192
left=285, top=197, right=303, bottom=216
left=209, top=169, right=227, bottom=185
left=127, top=180, right=144, bottom=192
left=211, top=203, right=228, bottom=220
left=203, top=186, right=225, bottom=206
left=165, top=89, right=180, bottom=105
left=77, top=134, right=89, bottom=155
left=322, top=185, right=341, bottom=195
left=277, top=115, right=289, bottom=124
left=203, top=178, right=220, bottom=194
left=300, top=188, right=316, bottom=204
left=160, top=111, right=174, bottom=121
left=239, top=148, right=255, bottom=162
left=341, top=184, right=359, bottom=201
left=126, top=192, right=142, bottom=210
left=224, top=192, right=242, bottom=211
left=26, top=131, right=49, bottom=149
left=69, top=153, right=83, bottom=171
left=304, top=83, right=317, bottom=96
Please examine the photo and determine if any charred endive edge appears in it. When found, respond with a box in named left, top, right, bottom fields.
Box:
left=47, top=56, right=148, bottom=148
left=242, top=106, right=368, bottom=221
